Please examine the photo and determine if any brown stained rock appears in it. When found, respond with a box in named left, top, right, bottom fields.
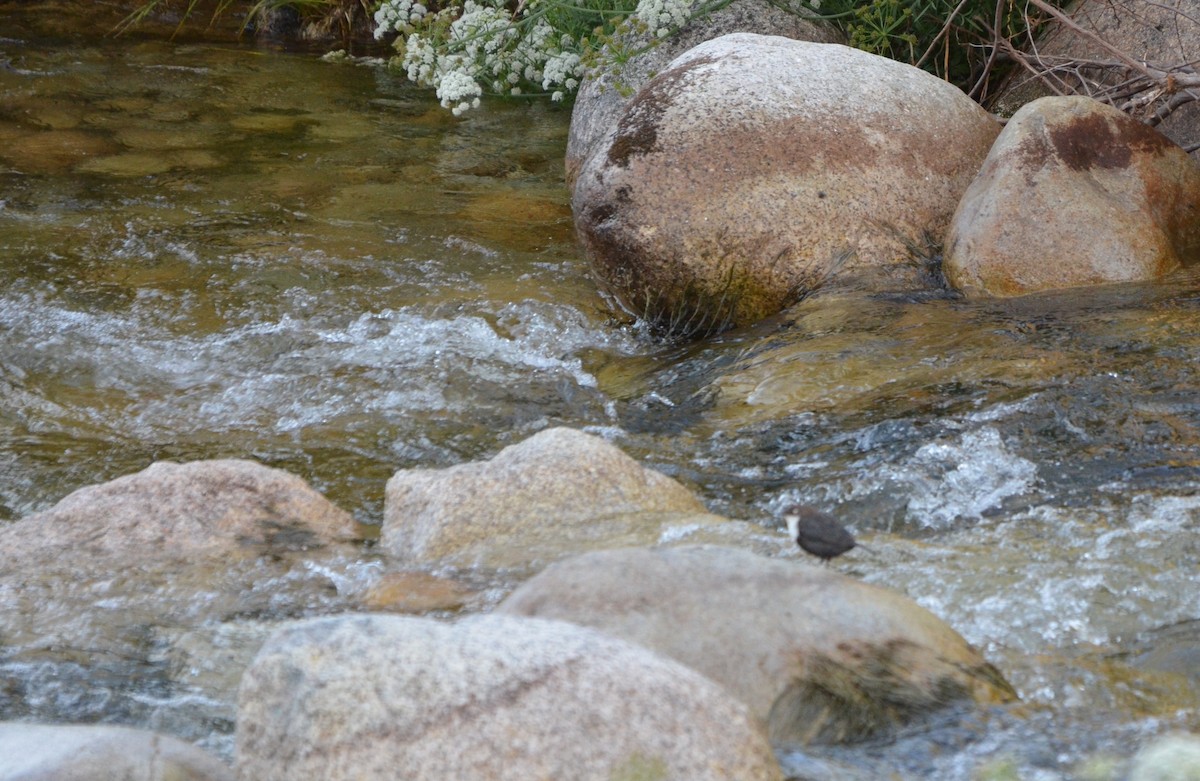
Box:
left=944, top=96, right=1200, bottom=297
left=361, top=571, right=475, bottom=612
left=0, top=459, right=361, bottom=565
left=0, top=722, right=235, bottom=781
left=565, top=0, right=840, bottom=189
left=573, top=34, right=1002, bottom=335
left=382, top=426, right=715, bottom=569
left=235, top=613, right=784, bottom=781
left=498, top=545, right=1017, bottom=748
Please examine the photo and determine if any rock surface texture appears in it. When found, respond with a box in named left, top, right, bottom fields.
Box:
left=0, top=460, right=362, bottom=734
left=573, top=33, right=1001, bottom=334
left=944, top=96, right=1200, bottom=297
left=235, top=613, right=783, bottom=781
left=565, top=0, right=839, bottom=188
left=498, top=545, right=1017, bottom=747
left=0, top=722, right=235, bottom=781
left=383, top=426, right=716, bottom=568
left=0, top=458, right=359, bottom=563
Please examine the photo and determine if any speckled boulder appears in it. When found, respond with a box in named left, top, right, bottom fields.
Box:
left=944, top=96, right=1200, bottom=297
left=0, top=723, right=234, bottom=781
left=0, top=459, right=363, bottom=729
left=573, top=33, right=1001, bottom=334
left=498, top=545, right=1017, bottom=747
left=382, top=426, right=716, bottom=569
left=565, top=0, right=840, bottom=188
left=0, top=459, right=360, bottom=564
left=235, top=613, right=783, bottom=781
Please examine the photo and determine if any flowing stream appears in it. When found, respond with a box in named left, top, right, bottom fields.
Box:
left=1, top=13, right=1198, bottom=778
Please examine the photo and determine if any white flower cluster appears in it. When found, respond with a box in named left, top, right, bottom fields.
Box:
left=635, top=0, right=690, bottom=37
left=542, top=49, right=581, bottom=101
left=373, top=0, right=428, bottom=40
left=376, top=0, right=651, bottom=113
left=402, top=33, right=438, bottom=85
left=437, top=67, right=483, bottom=115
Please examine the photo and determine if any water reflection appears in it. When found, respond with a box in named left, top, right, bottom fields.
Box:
left=1, top=20, right=1199, bottom=778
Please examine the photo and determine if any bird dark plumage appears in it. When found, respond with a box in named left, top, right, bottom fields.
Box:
left=781, top=504, right=856, bottom=562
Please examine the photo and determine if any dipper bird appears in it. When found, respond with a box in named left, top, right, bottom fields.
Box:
left=781, top=504, right=856, bottom=562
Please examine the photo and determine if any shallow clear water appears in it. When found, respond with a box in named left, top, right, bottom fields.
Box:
left=1, top=14, right=1198, bottom=777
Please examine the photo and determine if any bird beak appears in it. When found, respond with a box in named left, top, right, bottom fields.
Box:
left=784, top=512, right=798, bottom=541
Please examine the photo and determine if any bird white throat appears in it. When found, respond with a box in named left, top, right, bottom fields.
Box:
left=785, top=510, right=800, bottom=541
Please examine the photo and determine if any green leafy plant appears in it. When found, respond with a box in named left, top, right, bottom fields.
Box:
left=119, top=0, right=1051, bottom=110
left=116, top=0, right=373, bottom=44
left=791, top=0, right=1051, bottom=101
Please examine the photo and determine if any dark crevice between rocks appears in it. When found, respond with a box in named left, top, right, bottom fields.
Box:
left=766, top=640, right=1017, bottom=748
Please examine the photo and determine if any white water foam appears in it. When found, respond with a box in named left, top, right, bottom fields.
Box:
left=878, top=426, right=1039, bottom=528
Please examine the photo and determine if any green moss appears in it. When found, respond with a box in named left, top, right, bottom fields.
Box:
left=610, top=753, right=669, bottom=781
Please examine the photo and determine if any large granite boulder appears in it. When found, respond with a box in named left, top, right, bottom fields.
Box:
left=382, top=426, right=722, bottom=569
left=235, top=613, right=783, bottom=781
left=0, top=458, right=360, bottom=564
left=0, top=723, right=234, bottom=781
left=566, top=0, right=840, bottom=188
left=0, top=460, right=363, bottom=744
left=573, top=33, right=1001, bottom=335
left=498, top=545, right=1017, bottom=747
left=944, top=96, right=1200, bottom=297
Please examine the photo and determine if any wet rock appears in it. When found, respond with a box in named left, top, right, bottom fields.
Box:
left=360, top=570, right=476, bottom=612
left=114, top=124, right=218, bottom=151
left=382, top=426, right=716, bottom=569
left=0, top=722, right=234, bottom=781
left=944, top=96, right=1200, bottom=297
left=498, top=545, right=1017, bottom=747
left=0, top=129, right=121, bottom=174
left=251, top=6, right=302, bottom=40
left=235, top=612, right=783, bottom=781
left=1129, top=619, right=1200, bottom=687
left=228, top=113, right=306, bottom=134
left=706, top=290, right=1079, bottom=425
left=8, top=97, right=85, bottom=130
left=565, top=0, right=840, bottom=188
left=0, top=459, right=364, bottom=731
left=573, top=33, right=1001, bottom=335
left=455, top=189, right=574, bottom=252
left=76, top=149, right=224, bottom=176
left=0, top=459, right=360, bottom=564
left=1130, top=732, right=1200, bottom=781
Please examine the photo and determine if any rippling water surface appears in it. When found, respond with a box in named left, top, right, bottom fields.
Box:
left=1, top=14, right=1198, bottom=777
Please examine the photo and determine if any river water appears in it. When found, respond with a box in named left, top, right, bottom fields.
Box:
left=0, top=13, right=1198, bottom=778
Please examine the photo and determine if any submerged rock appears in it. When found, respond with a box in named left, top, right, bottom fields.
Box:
left=944, top=96, right=1200, bottom=297
left=0, top=128, right=121, bottom=175
left=235, top=613, right=783, bottom=781
left=382, top=426, right=718, bottom=569
left=498, top=545, right=1016, bottom=747
left=0, top=722, right=234, bottom=781
left=573, top=33, right=1000, bottom=335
